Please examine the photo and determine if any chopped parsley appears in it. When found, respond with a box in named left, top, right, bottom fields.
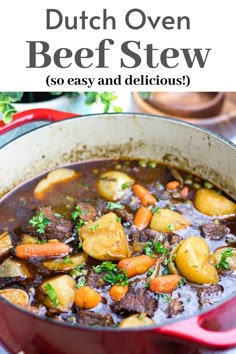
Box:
left=216, top=248, right=233, bottom=270
left=93, top=261, right=117, bottom=273
left=152, top=206, right=161, bottom=214
left=35, top=238, right=48, bottom=244
left=93, top=261, right=128, bottom=286
left=29, top=211, right=50, bottom=234
left=161, top=294, right=171, bottom=303
left=87, top=223, right=100, bottom=232
left=72, top=205, right=88, bottom=220
left=121, top=182, right=132, bottom=189
left=167, top=223, right=175, bottom=232
left=75, top=219, right=87, bottom=230
left=76, top=276, right=87, bottom=288
left=107, top=202, right=124, bottom=210
left=62, top=255, right=74, bottom=265
left=44, top=283, right=59, bottom=307
left=144, top=241, right=168, bottom=257
left=178, top=277, right=186, bottom=287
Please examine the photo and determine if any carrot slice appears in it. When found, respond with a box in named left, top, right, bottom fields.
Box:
left=109, top=284, right=128, bottom=301
left=133, top=206, right=152, bottom=230
left=133, top=184, right=157, bottom=206
left=118, top=255, right=155, bottom=278
left=74, top=286, right=101, bottom=309
left=15, top=243, right=70, bottom=259
left=149, top=274, right=182, bottom=293
left=166, top=181, right=180, bottom=190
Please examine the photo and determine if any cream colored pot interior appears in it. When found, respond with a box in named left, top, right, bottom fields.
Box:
left=0, top=114, right=235, bottom=199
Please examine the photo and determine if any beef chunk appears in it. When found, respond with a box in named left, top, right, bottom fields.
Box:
left=198, top=284, right=224, bottom=307
left=115, top=208, right=134, bottom=223
left=200, top=223, right=228, bottom=240
left=113, top=280, right=158, bottom=317
left=26, top=206, right=73, bottom=241
left=74, top=202, right=97, bottom=222
left=86, top=270, right=107, bottom=288
left=76, top=310, right=114, bottom=327
left=168, top=234, right=183, bottom=245
left=130, top=228, right=166, bottom=244
left=167, top=299, right=184, bottom=318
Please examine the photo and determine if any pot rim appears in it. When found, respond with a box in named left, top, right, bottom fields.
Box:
left=1, top=112, right=236, bottom=150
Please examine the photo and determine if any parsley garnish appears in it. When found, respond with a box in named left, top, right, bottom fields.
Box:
left=75, top=219, right=87, bottom=230
left=44, top=283, right=59, bottom=306
left=178, top=277, right=186, bottom=287
left=152, top=206, right=161, bottom=214
left=62, top=255, right=74, bottom=265
left=93, top=261, right=117, bottom=273
left=144, top=241, right=168, bottom=257
left=72, top=206, right=88, bottom=221
left=161, top=294, right=171, bottom=303
left=121, top=182, right=132, bottom=190
left=76, top=276, right=87, bottom=288
left=107, top=202, right=124, bottom=210
left=216, top=248, right=233, bottom=270
left=29, top=211, right=50, bottom=234
left=93, top=261, right=128, bottom=286
left=87, top=223, right=100, bottom=232
left=35, top=238, right=48, bottom=244
left=168, top=223, right=175, bottom=231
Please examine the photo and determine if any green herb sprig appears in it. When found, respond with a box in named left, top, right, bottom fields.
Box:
left=44, top=283, right=59, bottom=307
left=29, top=211, right=50, bottom=234
left=216, top=248, right=233, bottom=270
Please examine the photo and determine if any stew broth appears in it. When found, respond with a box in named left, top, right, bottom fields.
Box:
left=0, top=159, right=235, bottom=328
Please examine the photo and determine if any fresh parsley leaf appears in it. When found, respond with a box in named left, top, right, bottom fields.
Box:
left=62, top=255, right=74, bottom=265
left=72, top=206, right=88, bottom=220
left=178, top=277, right=186, bottom=287
left=216, top=248, right=233, bottom=270
left=143, top=241, right=153, bottom=256
left=76, top=276, right=87, bottom=288
left=29, top=211, right=50, bottom=234
left=167, top=223, right=175, bottom=232
left=87, top=223, right=100, bottom=232
left=153, top=242, right=168, bottom=255
left=93, top=261, right=117, bottom=273
left=44, top=283, right=59, bottom=306
left=104, top=271, right=128, bottom=286
left=107, top=202, right=124, bottom=210
left=161, top=294, right=171, bottom=303
left=75, top=219, right=87, bottom=230
left=121, top=182, right=132, bottom=190
left=152, top=206, right=161, bottom=214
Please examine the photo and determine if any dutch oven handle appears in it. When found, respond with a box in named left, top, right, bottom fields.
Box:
left=155, top=296, right=236, bottom=348
left=0, top=109, right=79, bottom=135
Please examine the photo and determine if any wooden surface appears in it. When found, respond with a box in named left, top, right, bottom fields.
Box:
left=133, top=92, right=236, bottom=142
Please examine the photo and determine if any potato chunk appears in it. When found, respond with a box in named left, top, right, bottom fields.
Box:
left=0, top=288, right=29, bottom=306
left=194, top=188, right=236, bottom=216
left=34, top=168, right=79, bottom=199
left=39, top=275, right=76, bottom=312
left=97, top=171, right=134, bottom=201
left=0, top=257, right=32, bottom=279
left=80, top=212, right=131, bottom=260
left=43, top=252, right=87, bottom=271
left=174, top=236, right=219, bottom=284
left=150, top=209, right=190, bottom=233
left=0, top=231, right=12, bottom=258
left=119, top=314, right=155, bottom=328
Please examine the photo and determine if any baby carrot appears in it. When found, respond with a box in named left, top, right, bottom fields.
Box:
left=149, top=274, right=182, bottom=293
left=15, top=242, right=70, bottom=259
left=166, top=181, right=180, bottom=191
left=133, top=184, right=157, bottom=206
left=109, top=284, right=128, bottom=301
left=118, top=255, right=156, bottom=278
left=133, top=206, right=152, bottom=230
left=74, top=286, right=101, bottom=309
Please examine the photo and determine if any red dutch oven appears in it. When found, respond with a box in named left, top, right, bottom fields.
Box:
left=0, top=109, right=235, bottom=354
